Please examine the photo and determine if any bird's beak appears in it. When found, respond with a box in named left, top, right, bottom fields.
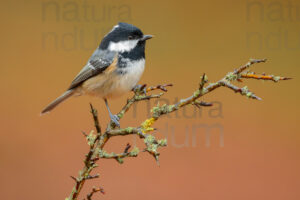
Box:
left=141, top=35, right=153, bottom=41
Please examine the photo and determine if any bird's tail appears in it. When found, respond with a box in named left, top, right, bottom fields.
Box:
left=41, top=89, right=74, bottom=115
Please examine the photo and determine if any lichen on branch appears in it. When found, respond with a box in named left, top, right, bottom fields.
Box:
left=66, top=59, right=290, bottom=200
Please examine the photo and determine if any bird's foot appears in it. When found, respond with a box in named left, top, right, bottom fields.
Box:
left=132, top=84, right=147, bottom=95
left=110, top=114, right=120, bottom=127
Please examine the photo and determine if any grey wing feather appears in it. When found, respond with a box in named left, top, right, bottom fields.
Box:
left=68, top=49, right=117, bottom=90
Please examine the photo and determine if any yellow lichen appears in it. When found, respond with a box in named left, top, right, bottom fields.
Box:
left=140, top=117, right=156, bottom=133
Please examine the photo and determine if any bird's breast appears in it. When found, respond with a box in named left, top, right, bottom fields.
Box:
left=79, top=58, right=145, bottom=99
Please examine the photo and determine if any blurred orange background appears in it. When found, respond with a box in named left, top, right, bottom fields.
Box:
left=1, top=0, right=299, bottom=199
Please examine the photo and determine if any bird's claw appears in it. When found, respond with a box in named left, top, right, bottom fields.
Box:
left=110, top=114, right=120, bottom=127
left=132, top=84, right=147, bottom=95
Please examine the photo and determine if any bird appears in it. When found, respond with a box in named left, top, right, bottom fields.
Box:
left=41, top=22, right=153, bottom=127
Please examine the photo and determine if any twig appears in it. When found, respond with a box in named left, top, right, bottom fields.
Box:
left=66, top=59, right=290, bottom=200
left=90, top=104, right=101, bottom=135
left=85, top=174, right=100, bottom=180
left=116, top=83, right=172, bottom=121
left=220, top=80, right=262, bottom=100
left=68, top=105, right=102, bottom=200
left=146, top=83, right=173, bottom=92
left=234, top=58, right=267, bottom=75
left=124, top=143, right=131, bottom=154
left=193, top=100, right=213, bottom=108
left=241, top=73, right=292, bottom=82
left=86, top=187, right=105, bottom=200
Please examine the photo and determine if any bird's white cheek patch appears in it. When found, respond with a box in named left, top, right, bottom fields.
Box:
left=108, top=40, right=139, bottom=52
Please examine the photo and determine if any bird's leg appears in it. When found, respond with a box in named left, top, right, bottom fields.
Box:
left=104, top=98, right=120, bottom=127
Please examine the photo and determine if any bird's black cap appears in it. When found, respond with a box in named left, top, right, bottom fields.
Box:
left=99, top=22, right=144, bottom=50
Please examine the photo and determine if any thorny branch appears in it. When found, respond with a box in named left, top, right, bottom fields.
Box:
left=66, top=59, right=290, bottom=200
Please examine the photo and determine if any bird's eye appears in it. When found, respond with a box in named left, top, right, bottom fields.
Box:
left=128, top=36, right=133, bottom=40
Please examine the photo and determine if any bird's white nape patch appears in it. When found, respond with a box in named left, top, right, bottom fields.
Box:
left=104, top=25, right=119, bottom=37
left=108, top=40, right=139, bottom=53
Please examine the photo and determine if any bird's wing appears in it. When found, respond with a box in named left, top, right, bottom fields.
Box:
left=68, top=49, right=117, bottom=90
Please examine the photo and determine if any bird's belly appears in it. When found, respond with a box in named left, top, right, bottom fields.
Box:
left=79, top=59, right=145, bottom=99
